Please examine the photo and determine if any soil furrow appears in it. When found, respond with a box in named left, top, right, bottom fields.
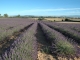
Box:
left=36, top=23, right=56, bottom=60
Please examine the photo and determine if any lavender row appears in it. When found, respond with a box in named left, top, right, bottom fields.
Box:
left=0, top=18, right=36, bottom=41
left=0, top=22, right=31, bottom=41
left=39, top=22, right=76, bottom=56
left=52, top=22, right=80, bottom=33
left=0, top=23, right=34, bottom=55
left=43, top=22, right=80, bottom=44
left=0, top=23, right=38, bottom=60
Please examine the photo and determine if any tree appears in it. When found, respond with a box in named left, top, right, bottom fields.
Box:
left=38, top=17, right=44, bottom=21
left=65, top=18, right=71, bottom=21
left=62, top=19, right=63, bottom=21
left=0, top=14, right=1, bottom=17
left=4, top=14, right=8, bottom=17
left=16, top=14, right=20, bottom=17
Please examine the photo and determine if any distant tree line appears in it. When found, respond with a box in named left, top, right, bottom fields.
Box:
left=0, top=14, right=80, bottom=22
left=0, top=14, right=8, bottom=17
left=38, top=17, right=45, bottom=21
left=65, top=18, right=80, bottom=22
left=0, top=14, right=76, bottom=18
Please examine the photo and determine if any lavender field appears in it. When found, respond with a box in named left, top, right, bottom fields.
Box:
left=0, top=18, right=80, bottom=60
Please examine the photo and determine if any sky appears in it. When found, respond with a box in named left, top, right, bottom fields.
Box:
left=0, top=0, right=80, bottom=16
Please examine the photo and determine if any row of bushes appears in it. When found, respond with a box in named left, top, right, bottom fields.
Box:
left=38, top=17, right=80, bottom=22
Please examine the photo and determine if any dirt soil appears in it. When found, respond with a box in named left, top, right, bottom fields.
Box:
left=38, top=51, right=56, bottom=60
left=38, top=51, right=80, bottom=60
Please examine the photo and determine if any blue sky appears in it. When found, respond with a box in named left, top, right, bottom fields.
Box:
left=0, top=0, right=80, bottom=16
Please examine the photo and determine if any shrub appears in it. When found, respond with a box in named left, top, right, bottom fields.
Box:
left=62, top=19, right=63, bottom=21
left=38, top=17, right=44, bottom=21
left=65, top=18, right=70, bottom=21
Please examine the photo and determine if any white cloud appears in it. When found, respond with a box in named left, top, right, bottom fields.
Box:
left=66, top=10, right=80, bottom=15
left=20, top=8, right=80, bottom=13
left=8, top=8, right=80, bottom=15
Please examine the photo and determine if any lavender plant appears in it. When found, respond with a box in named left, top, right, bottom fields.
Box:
left=39, top=23, right=76, bottom=56
left=43, top=22, right=80, bottom=44
left=0, top=23, right=37, bottom=60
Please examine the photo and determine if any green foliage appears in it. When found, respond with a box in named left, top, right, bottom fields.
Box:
left=62, top=19, right=63, bottom=21
left=4, top=14, right=8, bottom=17
left=17, top=14, right=20, bottom=17
left=12, top=15, right=21, bottom=18
left=0, top=14, right=3, bottom=18
left=65, top=18, right=70, bottom=21
left=56, top=41, right=75, bottom=55
left=38, top=17, right=44, bottom=21
left=65, top=18, right=80, bottom=22
left=41, top=46, right=50, bottom=54
left=0, top=14, right=1, bottom=17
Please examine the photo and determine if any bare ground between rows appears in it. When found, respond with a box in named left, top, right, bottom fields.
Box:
left=35, top=23, right=57, bottom=60
left=0, top=23, right=33, bottom=55
left=38, top=51, right=80, bottom=60
left=36, top=23, right=80, bottom=60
